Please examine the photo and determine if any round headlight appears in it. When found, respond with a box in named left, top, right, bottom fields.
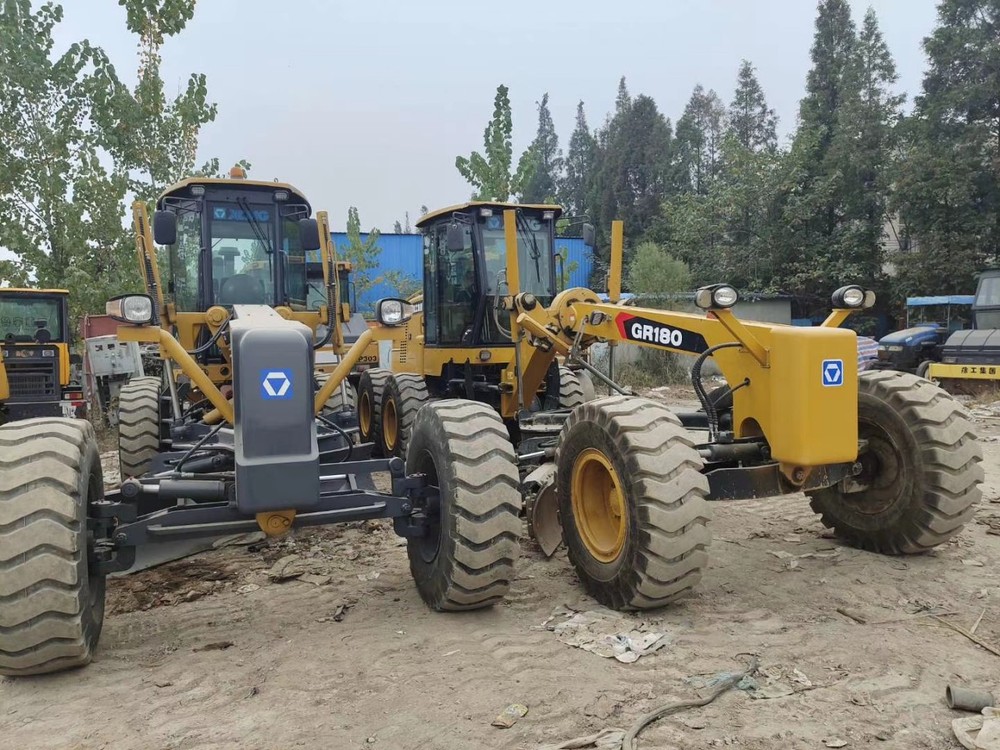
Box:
left=712, top=285, right=739, bottom=308
left=832, top=285, right=868, bottom=309
left=842, top=287, right=865, bottom=307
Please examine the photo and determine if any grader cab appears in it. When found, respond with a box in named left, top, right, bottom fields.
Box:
left=119, top=167, right=360, bottom=476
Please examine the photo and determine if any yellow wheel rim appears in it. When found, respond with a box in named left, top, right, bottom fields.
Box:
left=360, top=391, right=372, bottom=435
left=571, top=448, right=627, bottom=563
left=383, top=397, right=398, bottom=450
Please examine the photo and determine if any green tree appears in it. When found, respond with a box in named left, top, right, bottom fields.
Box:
left=559, top=101, right=597, bottom=219
left=770, top=0, right=859, bottom=299
left=337, top=207, right=382, bottom=305
left=520, top=93, right=562, bottom=203
left=0, top=0, right=130, bottom=320
left=590, top=90, right=674, bottom=249
left=455, top=84, right=533, bottom=201
left=728, top=60, right=777, bottom=152
left=663, top=138, right=783, bottom=291
left=828, top=8, right=904, bottom=284
left=895, top=0, right=1000, bottom=294
left=98, top=0, right=219, bottom=200
left=627, top=241, right=691, bottom=295
left=673, top=85, right=726, bottom=194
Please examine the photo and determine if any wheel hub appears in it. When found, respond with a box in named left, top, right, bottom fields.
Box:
left=845, top=422, right=903, bottom=514
left=383, top=397, right=398, bottom=450
left=360, top=391, right=372, bottom=434
left=571, top=448, right=626, bottom=563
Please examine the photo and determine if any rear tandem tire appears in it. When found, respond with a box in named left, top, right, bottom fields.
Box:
left=558, top=366, right=585, bottom=409
left=806, top=370, right=983, bottom=554
left=118, top=375, right=162, bottom=478
left=380, top=374, right=431, bottom=458
left=576, top=369, right=598, bottom=402
left=556, top=396, right=712, bottom=611
left=405, top=400, right=521, bottom=611
left=357, top=368, right=391, bottom=456
left=0, top=418, right=106, bottom=676
left=316, top=373, right=358, bottom=415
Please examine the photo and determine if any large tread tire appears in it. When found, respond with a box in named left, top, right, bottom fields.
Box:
left=316, top=373, right=358, bottom=414
left=577, top=369, right=598, bottom=402
left=0, top=418, right=106, bottom=676
left=381, top=373, right=431, bottom=458
left=118, top=375, right=162, bottom=478
left=405, top=400, right=520, bottom=611
left=556, top=395, right=712, bottom=611
left=558, top=366, right=585, bottom=409
left=357, top=368, right=391, bottom=457
left=807, top=370, right=983, bottom=554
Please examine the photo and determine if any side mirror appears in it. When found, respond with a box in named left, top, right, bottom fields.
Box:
left=299, top=218, right=321, bottom=252
left=376, top=298, right=415, bottom=327
left=582, top=223, right=596, bottom=248
left=446, top=222, right=465, bottom=252
left=153, top=210, right=177, bottom=246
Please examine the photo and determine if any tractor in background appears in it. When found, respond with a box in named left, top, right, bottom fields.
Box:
left=875, top=294, right=973, bottom=376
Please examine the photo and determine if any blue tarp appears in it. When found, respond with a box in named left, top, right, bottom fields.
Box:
left=906, top=295, right=975, bottom=307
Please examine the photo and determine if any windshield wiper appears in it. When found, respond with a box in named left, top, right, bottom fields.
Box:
left=514, top=212, right=543, bottom=285
left=237, top=197, right=272, bottom=256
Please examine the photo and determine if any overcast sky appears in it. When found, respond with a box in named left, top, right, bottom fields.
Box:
left=53, top=0, right=940, bottom=232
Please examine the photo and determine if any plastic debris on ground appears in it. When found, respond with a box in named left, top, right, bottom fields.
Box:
left=492, top=703, right=528, bottom=728
left=954, top=708, right=1000, bottom=750
left=542, top=606, right=669, bottom=663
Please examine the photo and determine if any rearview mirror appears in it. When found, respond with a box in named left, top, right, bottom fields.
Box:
left=582, top=223, right=596, bottom=248
left=376, top=298, right=415, bottom=327
left=153, top=210, right=177, bottom=246
left=299, top=218, right=321, bottom=252
left=446, top=222, right=465, bottom=252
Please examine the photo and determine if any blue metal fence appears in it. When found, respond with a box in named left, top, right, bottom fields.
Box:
left=311, top=232, right=595, bottom=314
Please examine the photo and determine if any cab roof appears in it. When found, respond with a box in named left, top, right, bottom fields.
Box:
left=417, top=201, right=563, bottom=228
left=157, top=177, right=311, bottom=214
left=0, top=288, right=69, bottom=296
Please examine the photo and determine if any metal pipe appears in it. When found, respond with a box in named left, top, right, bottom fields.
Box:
left=314, top=328, right=374, bottom=415
left=153, top=328, right=234, bottom=423
left=566, top=351, right=629, bottom=395
left=946, top=684, right=996, bottom=712
left=164, top=360, right=182, bottom=422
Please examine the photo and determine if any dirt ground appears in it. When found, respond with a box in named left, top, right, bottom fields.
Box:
left=3, top=389, right=1000, bottom=750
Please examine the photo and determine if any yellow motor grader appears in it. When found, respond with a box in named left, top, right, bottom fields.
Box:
left=363, top=203, right=984, bottom=609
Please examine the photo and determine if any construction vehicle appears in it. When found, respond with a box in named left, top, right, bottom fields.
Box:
left=926, top=270, right=1000, bottom=391
left=0, top=287, right=85, bottom=422
left=357, top=203, right=590, bottom=459
left=0, top=198, right=983, bottom=678
left=874, top=294, right=974, bottom=376
left=117, top=166, right=359, bottom=477
left=307, top=255, right=380, bottom=384
left=365, top=201, right=983, bottom=587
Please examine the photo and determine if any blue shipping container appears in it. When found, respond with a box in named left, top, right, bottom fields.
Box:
left=311, top=232, right=594, bottom=314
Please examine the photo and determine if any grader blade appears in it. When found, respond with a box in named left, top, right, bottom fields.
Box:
left=525, top=463, right=561, bottom=557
